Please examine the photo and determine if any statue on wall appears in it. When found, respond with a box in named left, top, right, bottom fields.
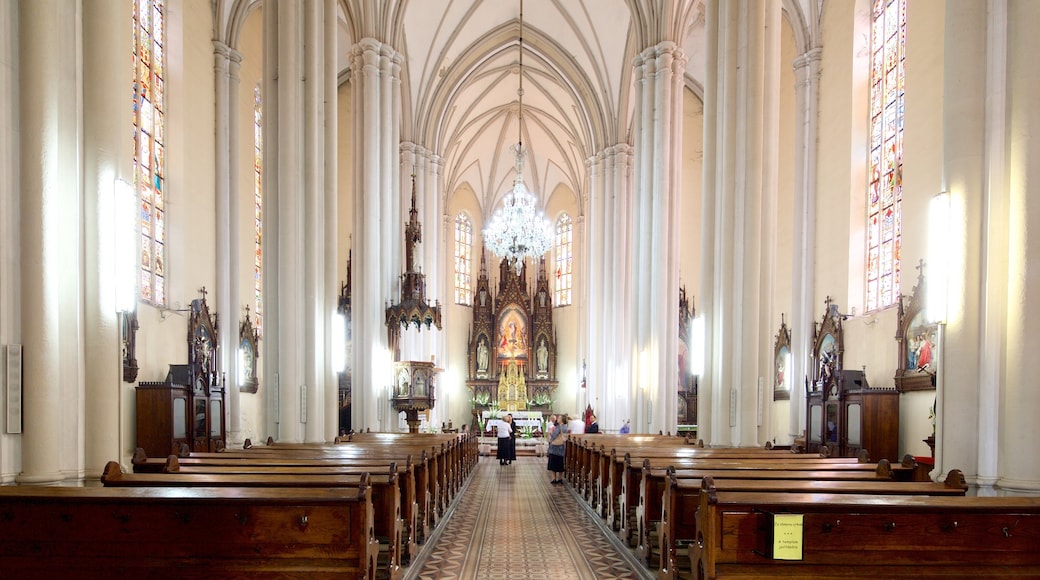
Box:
left=537, top=337, right=548, bottom=374
left=477, top=338, right=489, bottom=373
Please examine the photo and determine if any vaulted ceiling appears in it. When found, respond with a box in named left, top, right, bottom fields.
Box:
left=335, top=0, right=713, bottom=217
left=218, top=0, right=817, bottom=219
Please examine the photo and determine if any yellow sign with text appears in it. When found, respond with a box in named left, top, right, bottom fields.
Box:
left=773, top=513, right=804, bottom=560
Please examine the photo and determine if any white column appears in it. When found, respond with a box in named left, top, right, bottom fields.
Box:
left=273, top=0, right=305, bottom=441
left=0, top=3, right=16, bottom=379
left=631, top=42, right=684, bottom=435
left=323, top=0, right=339, bottom=443
left=17, top=0, right=78, bottom=484
left=83, top=0, right=130, bottom=477
left=935, top=0, right=989, bottom=485
left=214, top=40, right=243, bottom=445
left=974, top=0, right=1007, bottom=487
left=999, top=0, right=1040, bottom=492
left=302, top=0, right=327, bottom=443
left=261, top=0, right=280, bottom=441
left=789, top=48, right=822, bottom=445
left=351, top=38, right=402, bottom=432
left=263, top=0, right=335, bottom=442
left=700, top=0, right=720, bottom=442
left=701, top=0, right=780, bottom=446
left=585, top=145, right=633, bottom=430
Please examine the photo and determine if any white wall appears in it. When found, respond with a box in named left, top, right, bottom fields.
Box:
left=127, top=0, right=217, bottom=461
left=234, top=4, right=264, bottom=444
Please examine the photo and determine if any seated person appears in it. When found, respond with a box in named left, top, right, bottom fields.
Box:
left=586, top=414, right=600, bottom=433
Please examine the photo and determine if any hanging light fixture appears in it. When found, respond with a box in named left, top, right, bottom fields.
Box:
left=483, top=0, right=553, bottom=274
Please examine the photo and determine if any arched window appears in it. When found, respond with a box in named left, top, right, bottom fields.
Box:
left=866, top=0, right=905, bottom=312
left=254, top=83, right=264, bottom=335
left=132, top=0, right=167, bottom=305
left=454, top=213, right=473, bottom=305
left=554, top=213, right=573, bottom=306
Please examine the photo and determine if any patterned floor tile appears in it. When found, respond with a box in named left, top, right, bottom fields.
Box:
left=408, top=456, right=651, bottom=580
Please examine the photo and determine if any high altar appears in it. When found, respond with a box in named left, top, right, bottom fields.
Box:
left=466, top=251, right=558, bottom=423
left=498, top=360, right=527, bottom=411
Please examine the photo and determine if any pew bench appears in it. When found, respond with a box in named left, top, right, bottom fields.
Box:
left=102, top=462, right=402, bottom=579
left=158, top=456, right=421, bottom=564
left=691, top=484, right=1040, bottom=579
left=0, top=485, right=377, bottom=579
left=657, top=471, right=968, bottom=579
left=615, top=455, right=899, bottom=549
left=630, top=456, right=901, bottom=564
left=137, top=446, right=430, bottom=548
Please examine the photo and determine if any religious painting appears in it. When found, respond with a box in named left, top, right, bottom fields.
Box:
left=810, top=298, right=847, bottom=396
left=496, top=304, right=528, bottom=360
left=818, top=333, right=837, bottom=384
left=905, top=311, right=938, bottom=373
left=895, top=264, right=938, bottom=392
left=775, top=346, right=791, bottom=401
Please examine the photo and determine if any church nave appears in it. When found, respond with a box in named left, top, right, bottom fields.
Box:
left=409, top=456, right=650, bottom=580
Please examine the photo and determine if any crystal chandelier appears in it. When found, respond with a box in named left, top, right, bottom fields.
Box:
left=483, top=0, right=552, bottom=275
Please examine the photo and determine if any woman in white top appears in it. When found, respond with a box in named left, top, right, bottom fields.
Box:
left=487, top=414, right=516, bottom=465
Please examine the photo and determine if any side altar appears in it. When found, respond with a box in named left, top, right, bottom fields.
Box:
left=466, top=251, right=559, bottom=428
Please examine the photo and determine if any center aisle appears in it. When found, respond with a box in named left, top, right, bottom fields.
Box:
left=408, top=455, right=651, bottom=580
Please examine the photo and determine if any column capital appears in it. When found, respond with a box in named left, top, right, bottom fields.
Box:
left=792, top=47, right=823, bottom=80
left=633, top=41, right=686, bottom=81
left=588, top=143, right=635, bottom=167
left=212, top=40, right=243, bottom=63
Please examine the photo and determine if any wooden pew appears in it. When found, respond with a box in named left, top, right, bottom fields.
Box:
left=597, top=446, right=865, bottom=533
left=134, top=447, right=427, bottom=557
left=657, top=471, right=969, bottom=579
left=0, top=485, right=377, bottom=579
left=159, top=455, right=421, bottom=565
left=103, top=462, right=403, bottom=579
left=691, top=482, right=1040, bottom=579
left=232, top=431, right=475, bottom=536
left=235, top=437, right=452, bottom=538
left=617, top=454, right=899, bottom=550
left=630, top=453, right=900, bottom=556
left=567, top=435, right=690, bottom=497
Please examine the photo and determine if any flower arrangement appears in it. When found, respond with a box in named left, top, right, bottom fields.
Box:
left=527, top=393, right=554, bottom=408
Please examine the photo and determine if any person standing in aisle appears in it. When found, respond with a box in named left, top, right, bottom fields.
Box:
left=546, top=414, right=567, bottom=484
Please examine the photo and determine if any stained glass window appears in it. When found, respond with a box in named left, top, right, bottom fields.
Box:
left=133, top=0, right=166, bottom=306
left=454, top=213, right=472, bottom=305
left=866, top=0, right=904, bottom=312
left=554, top=213, right=573, bottom=306
left=254, top=83, right=264, bottom=335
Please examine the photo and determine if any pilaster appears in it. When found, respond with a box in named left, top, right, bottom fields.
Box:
left=789, top=47, right=822, bottom=444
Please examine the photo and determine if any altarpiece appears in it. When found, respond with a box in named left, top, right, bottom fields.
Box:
left=466, top=250, right=558, bottom=423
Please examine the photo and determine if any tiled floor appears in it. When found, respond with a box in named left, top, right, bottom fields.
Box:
left=409, top=456, right=651, bottom=580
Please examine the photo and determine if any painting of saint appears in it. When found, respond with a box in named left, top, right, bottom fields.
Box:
left=496, top=305, right=528, bottom=360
